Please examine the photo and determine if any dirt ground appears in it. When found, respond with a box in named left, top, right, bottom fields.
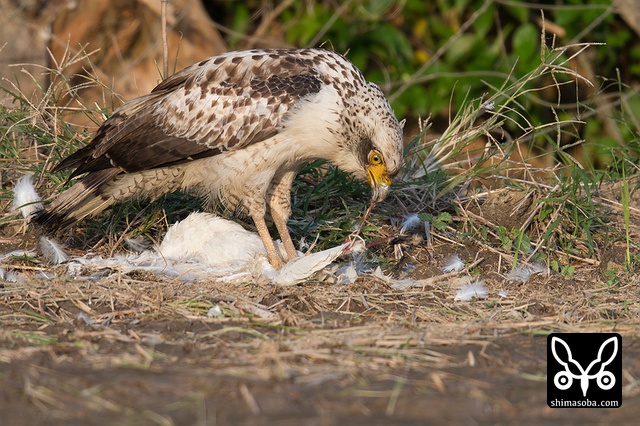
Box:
left=2, top=4, right=638, bottom=422
left=1, top=232, right=639, bottom=425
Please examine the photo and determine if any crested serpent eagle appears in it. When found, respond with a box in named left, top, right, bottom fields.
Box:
left=36, top=48, right=405, bottom=269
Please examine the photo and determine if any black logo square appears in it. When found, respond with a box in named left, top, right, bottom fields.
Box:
left=547, top=333, right=622, bottom=408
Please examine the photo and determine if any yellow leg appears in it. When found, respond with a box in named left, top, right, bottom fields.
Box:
left=267, top=170, right=298, bottom=262
left=251, top=213, right=284, bottom=269
left=272, top=210, right=298, bottom=262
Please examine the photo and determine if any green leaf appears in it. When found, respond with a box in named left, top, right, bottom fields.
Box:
left=434, top=212, right=453, bottom=230
left=472, top=2, right=495, bottom=37
left=505, top=4, right=529, bottom=24
left=512, top=23, right=539, bottom=63
left=512, top=230, right=531, bottom=253
left=446, top=34, right=477, bottom=64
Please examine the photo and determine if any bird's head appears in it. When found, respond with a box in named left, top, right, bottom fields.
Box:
left=365, top=148, right=394, bottom=202
left=337, top=83, right=404, bottom=202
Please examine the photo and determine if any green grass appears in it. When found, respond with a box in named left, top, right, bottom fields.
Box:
left=1, top=35, right=638, bottom=273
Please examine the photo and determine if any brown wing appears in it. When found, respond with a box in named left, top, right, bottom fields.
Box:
left=56, top=49, right=327, bottom=177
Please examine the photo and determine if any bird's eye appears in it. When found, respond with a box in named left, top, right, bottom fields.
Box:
left=369, top=151, right=383, bottom=165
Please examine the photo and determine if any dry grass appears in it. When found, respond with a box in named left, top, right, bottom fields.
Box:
left=2, top=30, right=640, bottom=424
left=1, top=241, right=639, bottom=423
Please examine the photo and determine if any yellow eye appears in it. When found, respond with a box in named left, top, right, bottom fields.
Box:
left=369, top=150, right=383, bottom=165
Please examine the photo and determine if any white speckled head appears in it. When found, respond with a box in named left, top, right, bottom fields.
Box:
left=366, top=83, right=404, bottom=177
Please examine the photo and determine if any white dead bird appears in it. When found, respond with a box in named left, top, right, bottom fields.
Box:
left=66, top=212, right=361, bottom=284
left=158, top=212, right=267, bottom=268
left=11, top=174, right=43, bottom=219
left=9, top=176, right=360, bottom=282
left=157, top=212, right=367, bottom=284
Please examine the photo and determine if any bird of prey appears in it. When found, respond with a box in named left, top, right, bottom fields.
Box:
left=36, top=48, right=404, bottom=269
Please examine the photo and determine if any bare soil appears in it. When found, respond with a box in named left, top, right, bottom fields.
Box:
left=1, top=233, right=639, bottom=425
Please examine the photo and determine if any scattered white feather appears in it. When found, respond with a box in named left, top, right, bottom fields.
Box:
left=441, top=254, right=465, bottom=272
left=66, top=262, right=84, bottom=277
left=39, top=270, right=54, bottom=280
left=371, top=266, right=389, bottom=281
left=39, top=236, right=69, bottom=265
left=507, top=263, right=548, bottom=282
left=454, top=280, right=488, bottom=301
left=0, top=268, right=19, bottom=282
left=482, top=101, right=495, bottom=111
left=424, top=220, right=431, bottom=242
left=0, top=249, right=36, bottom=261
left=498, top=289, right=509, bottom=298
left=124, top=237, right=151, bottom=252
left=400, top=213, right=422, bottom=234
left=76, top=312, right=96, bottom=326
left=362, top=266, right=421, bottom=289
left=334, top=262, right=359, bottom=285
left=207, top=305, right=224, bottom=318
left=11, top=174, right=43, bottom=219
left=389, top=277, right=422, bottom=290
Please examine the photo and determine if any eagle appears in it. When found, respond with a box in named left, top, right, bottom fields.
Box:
left=36, top=48, right=404, bottom=269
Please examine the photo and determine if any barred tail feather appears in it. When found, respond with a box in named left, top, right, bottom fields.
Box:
left=35, top=166, right=187, bottom=230
left=35, top=169, right=121, bottom=229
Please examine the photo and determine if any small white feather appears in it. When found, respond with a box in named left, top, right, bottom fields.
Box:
left=39, top=271, right=53, bottom=280
left=11, top=174, right=43, bottom=219
left=335, top=262, right=359, bottom=285
left=507, top=263, right=547, bottom=282
left=442, top=254, right=465, bottom=272
left=400, top=214, right=423, bottom=234
left=0, top=268, right=19, bottom=282
left=482, top=101, right=495, bottom=111
left=454, top=280, right=488, bottom=301
left=207, top=305, right=224, bottom=318
left=76, top=313, right=96, bottom=326
left=124, top=237, right=151, bottom=252
left=371, top=266, right=390, bottom=282
left=39, top=236, right=69, bottom=265
left=0, top=249, right=36, bottom=261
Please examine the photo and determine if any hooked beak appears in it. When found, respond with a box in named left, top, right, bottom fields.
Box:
left=367, top=163, right=392, bottom=202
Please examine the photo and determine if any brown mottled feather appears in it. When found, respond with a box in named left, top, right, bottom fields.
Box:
left=36, top=48, right=404, bottom=270
left=57, top=49, right=329, bottom=177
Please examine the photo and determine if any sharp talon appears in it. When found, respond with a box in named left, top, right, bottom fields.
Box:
left=343, top=233, right=366, bottom=255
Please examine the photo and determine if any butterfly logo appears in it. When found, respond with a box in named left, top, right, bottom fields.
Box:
left=551, top=336, right=618, bottom=397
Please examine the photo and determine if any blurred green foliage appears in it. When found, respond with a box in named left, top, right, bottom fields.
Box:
left=208, top=0, right=639, bottom=168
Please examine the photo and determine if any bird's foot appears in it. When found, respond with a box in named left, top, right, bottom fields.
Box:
left=267, top=252, right=284, bottom=270
left=343, top=233, right=366, bottom=255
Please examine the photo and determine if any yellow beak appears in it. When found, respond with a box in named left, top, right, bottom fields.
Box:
left=367, top=163, right=392, bottom=202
